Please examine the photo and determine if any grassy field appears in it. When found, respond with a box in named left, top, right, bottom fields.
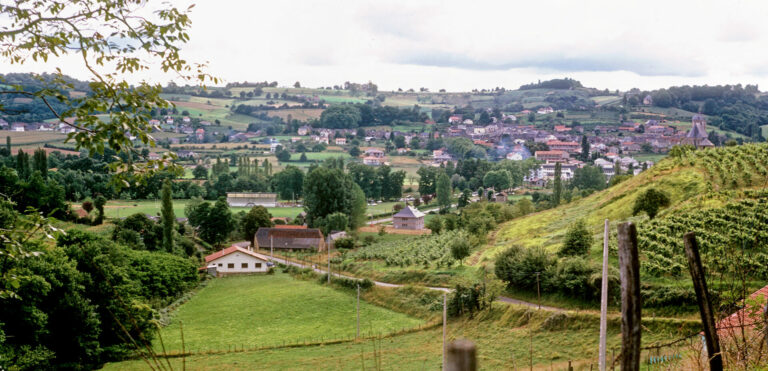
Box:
left=79, top=199, right=303, bottom=219
left=104, top=299, right=698, bottom=370
left=88, top=199, right=408, bottom=220
left=140, top=274, right=422, bottom=352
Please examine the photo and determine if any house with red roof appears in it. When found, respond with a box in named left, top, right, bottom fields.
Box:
left=203, top=246, right=271, bottom=276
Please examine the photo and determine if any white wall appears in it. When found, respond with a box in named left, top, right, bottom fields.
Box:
left=209, top=252, right=269, bottom=273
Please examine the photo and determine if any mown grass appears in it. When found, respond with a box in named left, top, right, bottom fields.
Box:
left=104, top=300, right=699, bottom=370
left=74, top=199, right=304, bottom=219
left=144, top=274, right=423, bottom=353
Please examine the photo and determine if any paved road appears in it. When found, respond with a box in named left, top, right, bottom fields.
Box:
left=256, top=249, right=560, bottom=311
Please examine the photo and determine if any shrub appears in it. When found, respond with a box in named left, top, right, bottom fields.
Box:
left=632, top=188, right=671, bottom=219
left=334, top=237, right=355, bottom=250
left=494, top=245, right=555, bottom=290
left=558, top=220, right=593, bottom=257
left=548, top=256, right=599, bottom=300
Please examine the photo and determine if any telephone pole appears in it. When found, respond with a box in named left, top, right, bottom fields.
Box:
left=599, top=219, right=609, bottom=371
left=443, top=293, right=447, bottom=370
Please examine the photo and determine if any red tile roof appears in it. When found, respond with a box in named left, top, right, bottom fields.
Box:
left=204, top=246, right=270, bottom=264
left=716, top=284, right=768, bottom=339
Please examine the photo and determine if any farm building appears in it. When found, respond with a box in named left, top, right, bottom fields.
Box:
left=392, top=206, right=425, bottom=230
left=254, top=227, right=325, bottom=251
left=226, top=192, right=277, bottom=207
left=203, top=246, right=271, bottom=276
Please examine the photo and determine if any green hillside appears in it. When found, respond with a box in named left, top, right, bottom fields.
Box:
left=473, top=143, right=768, bottom=310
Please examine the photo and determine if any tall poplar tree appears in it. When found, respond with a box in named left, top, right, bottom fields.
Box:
left=161, top=178, right=175, bottom=252
left=436, top=171, right=452, bottom=213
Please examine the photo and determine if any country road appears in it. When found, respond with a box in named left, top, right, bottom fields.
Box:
left=231, top=241, right=563, bottom=312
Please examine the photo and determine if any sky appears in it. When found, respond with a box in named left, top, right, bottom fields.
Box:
left=5, top=0, right=768, bottom=92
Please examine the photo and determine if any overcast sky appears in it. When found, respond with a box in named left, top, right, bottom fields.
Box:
left=6, top=0, right=768, bottom=92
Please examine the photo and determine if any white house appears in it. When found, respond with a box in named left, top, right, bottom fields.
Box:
left=204, top=246, right=271, bottom=275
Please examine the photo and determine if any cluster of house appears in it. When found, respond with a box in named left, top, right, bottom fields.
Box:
left=0, top=118, right=82, bottom=134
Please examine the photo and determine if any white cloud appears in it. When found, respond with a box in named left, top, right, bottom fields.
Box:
left=7, top=0, right=768, bottom=91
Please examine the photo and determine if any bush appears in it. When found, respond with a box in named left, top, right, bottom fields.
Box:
left=447, top=283, right=491, bottom=318
left=632, top=188, right=671, bottom=219
left=362, top=235, right=377, bottom=246
left=494, top=245, right=555, bottom=290
left=333, top=237, right=355, bottom=250
left=548, top=256, right=599, bottom=300
left=558, top=220, right=593, bottom=257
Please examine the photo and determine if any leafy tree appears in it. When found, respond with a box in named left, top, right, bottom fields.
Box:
left=16, top=149, right=30, bottom=179
left=632, top=188, right=670, bottom=219
left=32, top=148, right=47, bottom=178
left=319, top=105, right=361, bottom=129
left=199, top=197, right=234, bottom=247
left=553, top=162, right=562, bottom=206
left=569, top=165, right=606, bottom=191
left=322, top=212, right=349, bottom=235
left=299, top=152, right=307, bottom=162
left=193, top=165, right=208, bottom=179
left=81, top=199, right=94, bottom=214
left=349, top=184, right=367, bottom=229
left=417, top=166, right=438, bottom=195
left=161, top=179, right=174, bottom=253
left=303, top=167, right=357, bottom=227
left=436, top=171, right=452, bottom=212
left=458, top=189, right=471, bottom=208
left=482, top=169, right=511, bottom=191
left=494, top=245, right=555, bottom=290
left=559, top=220, right=592, bottom=257
left=426, top=216, right=443, bottom=234
left=394, top=135, right=406, bottom=148
left=449, top=235, right=471, bottom=264
left=349, top=146, right=361, bottom=157
left=276, top=149, right=291, bottom=162
left=93, top=195, right=106, bottom=225
left=272, top=165, right=304, bottom=200
left=580, top=135, right=590, bottom=161
left=242, top=206, right=272, bottom=246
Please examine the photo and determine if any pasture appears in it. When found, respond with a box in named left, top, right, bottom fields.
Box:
left=77, top=199, right=304, bottom=219
left=147, top=274, right=422, bottom=352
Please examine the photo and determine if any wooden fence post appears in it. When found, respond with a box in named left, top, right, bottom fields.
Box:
left=445, top=339, right=476, bottom=371
left=617, top=222, right=641, bottom=371
left=683, top=232, right=723, bottom=371
left=599, top=219, right=609, bottom=371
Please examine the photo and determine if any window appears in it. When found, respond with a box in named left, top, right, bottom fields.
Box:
left=241, top=263, right=248, bottom=268
left=218, top=263, right=222, bottom=267
left=255, top=263, right=262, bottom=268
left=227, top=263, right=234, bottom=269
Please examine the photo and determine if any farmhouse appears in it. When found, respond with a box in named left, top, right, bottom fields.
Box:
left=335, top=137, right=347, bottom=145
left=203, top=246, right=271, bottom=276
left=392, top=206, right=425, bottom=230
left=254, top=227, right=325, bottom=251
left=226, top=192, right=278, bottom=207
left=364, top=148, right=385, bottom=158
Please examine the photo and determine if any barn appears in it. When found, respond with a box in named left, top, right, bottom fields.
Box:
left=203, top=246, right=271, bottom=276
left=254, top=227, right=325, bottom=251
left=392, top=206, right=425, bottom=230
left=226, top=192, right=278, bottom=207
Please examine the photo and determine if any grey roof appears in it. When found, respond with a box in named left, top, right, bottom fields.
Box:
left=687, top=122, right=709, bottom=139
left=393, top=206, right=425, bottom=219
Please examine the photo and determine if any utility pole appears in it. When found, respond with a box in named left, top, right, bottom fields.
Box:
left=599, top=219, right=609, bottom=371
left=535, top=272, right=541, bottom=310
left=356, top=282, right=361, bottom=339
left=443, top=293, right=447, bottom=370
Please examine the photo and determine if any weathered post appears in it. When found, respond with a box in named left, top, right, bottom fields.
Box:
left=617, top=222, right=641, bottom=371
left=443, top=293, right=448, bottom=370
left=445, top=339, right=476, bottom=371
left=683, top=232, right=723, bottom=371
left=327, top=236, right=332, bottom=284
left=599, top=219, right=609, bottom=371
left=180, top=320, right=186, bottom=371
left=270, top=235, right=274, bottom=260
left=536, top=272, right=541, bottom=310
